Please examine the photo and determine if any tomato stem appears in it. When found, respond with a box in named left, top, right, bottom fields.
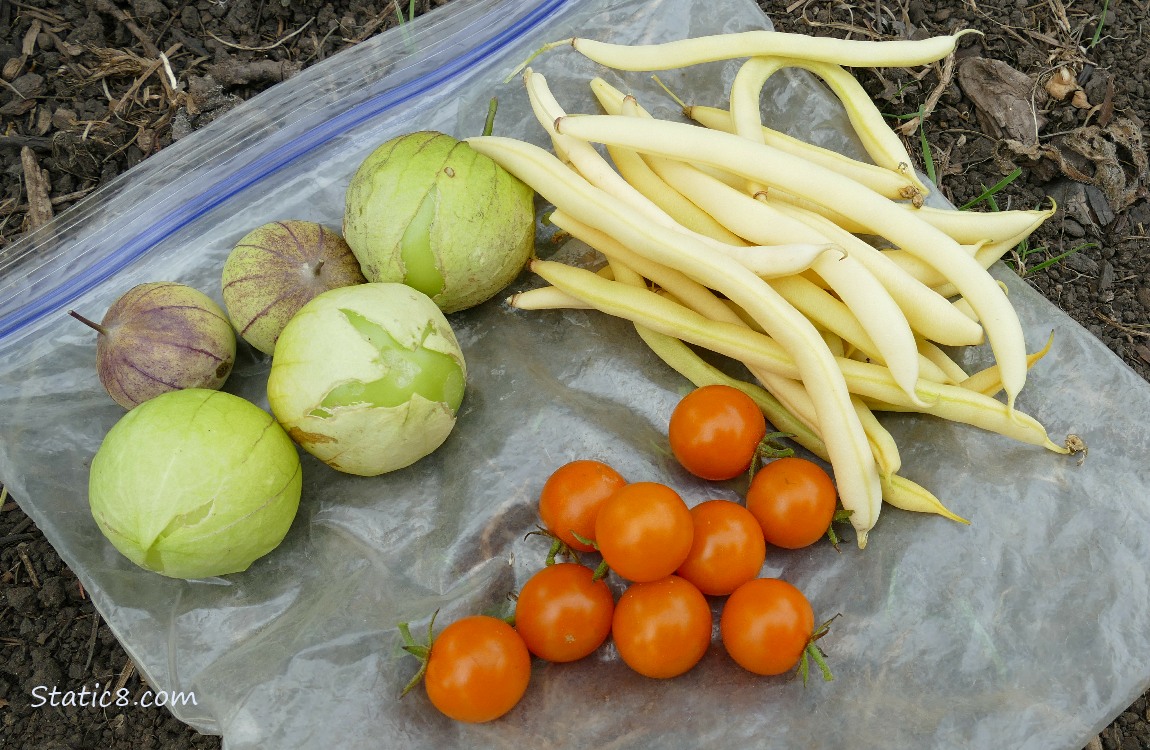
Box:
left=825, top=508, right=854, bottom=550
left=568, top=531, right=611, bottom=581
left=799, top=614, right=838, bottom=685
left=801, top=642, right=834, bottom=685
left=748, top=431, right=795, bottom=482
left=570, top=530, right=598, bottom=550
left=68, top=310, right=108, bottom=336
left=397, top=611, right=439, bottom=697
left=524, top=525, right=582, bottom=565
left=546, top=538, right=563, bottom=566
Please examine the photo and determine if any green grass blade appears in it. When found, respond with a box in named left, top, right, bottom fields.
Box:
left=917, top=106, right=936, bottom=186
left=1026, top=242, right=1097, bottom=276
left=959, top=167, right=1023, bottom=210
left=1090, top=0, right=1111, bottom=48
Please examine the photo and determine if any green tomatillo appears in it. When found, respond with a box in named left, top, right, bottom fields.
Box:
left=343, top=131, right=535, bottom=313
left=88, top=388, right=303, bottom=579
left=267, top=282, right=467, bottom=476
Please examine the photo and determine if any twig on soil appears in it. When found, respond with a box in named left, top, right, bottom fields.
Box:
left=7, top=1, right=65, bottom=25
left=114, top=659, right=137, bottom=694
left=896, top=52, right=958, bottom=136
left=966, top=7, right=1043, bottom=56
left=5, top=513, right=32, bottom=537
left=83, top=615, right=99, bottom=674
left=96, top=44, right=183, bottom=116
left=159, top=51, right=178, bottom=92
left=1046, top=0, right=1074, bottom=36
left=304, top=25, right=341, bottom=64
left=0, top=188, right=97, bottom=218
left=19, top=147, right=53, bottom=230
left=21, top=19, right=41, bottom=58
left=0, top=77, right=24, bottom=99
left=16, top=542, right=40, bottom=589
left=797, top=7, right=887, bottom=38
left=94, top=0, right=160, bottom=59
left=1093, top=310, right=1150, bottom=338
left=111, top=58, right=165, bottom=114
left=207, top=18, right=314, bottom=52
left=347, top=11, right=394, bottom=43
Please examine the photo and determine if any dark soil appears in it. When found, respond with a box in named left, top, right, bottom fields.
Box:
left=1, top=0, right=1147, bottom=748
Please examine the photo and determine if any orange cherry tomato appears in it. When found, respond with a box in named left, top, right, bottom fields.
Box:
left=676, top=499, right=767, bottom=596
left=539, top=459, right=627, bottom=552
left=668, top=384, right=767, bottom=481
left=745, top=457, right=838, bottom=549
left=611, top=575, right=712, bottom=679
left=720, top=577, right=815, bottom=676
left=423, top=615, right=531, bottom=723
left=594, top=481, right=693, bottom=583
left=515, top=562, right=615, bottom=663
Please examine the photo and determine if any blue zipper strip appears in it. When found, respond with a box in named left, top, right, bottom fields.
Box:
left=0, top=0, right=569, bottom=342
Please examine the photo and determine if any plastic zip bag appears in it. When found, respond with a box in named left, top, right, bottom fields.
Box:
left=2, top=0, right=1150, bottom=747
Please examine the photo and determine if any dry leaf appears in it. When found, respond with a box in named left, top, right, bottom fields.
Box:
left=957, top=57, right=1048, bottom=146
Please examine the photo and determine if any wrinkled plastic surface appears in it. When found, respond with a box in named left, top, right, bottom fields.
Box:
left=2, top=0, right=1150, bottom=747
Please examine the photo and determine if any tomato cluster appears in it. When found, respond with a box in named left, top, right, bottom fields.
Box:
left=399, top=385, right=839, bottom=724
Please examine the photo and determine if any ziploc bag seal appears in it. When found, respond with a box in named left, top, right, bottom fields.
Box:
left=2, top=0, right=1150, bottom=747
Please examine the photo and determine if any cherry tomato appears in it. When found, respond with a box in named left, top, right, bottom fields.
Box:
left=539, top=459, right=627, bottom=552
left=668, top=384, right=767, bottom=481
left=515, top=562, right=615, bottom=663
left=423, top=615, right=531, bottom=723
left=745, top=457, right=838, bottom=549
left=720, top=577, right=815, bottom=676
left=594, top=481, right=693, bottom=583
left=676, top=499, right=766, bottom=596
left=611, top=575, right=712, bottom=679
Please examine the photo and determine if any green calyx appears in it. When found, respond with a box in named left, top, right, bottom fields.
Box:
left=399, top=186, right=446, bottom=298
left=310, top=308, right=465, bottom=416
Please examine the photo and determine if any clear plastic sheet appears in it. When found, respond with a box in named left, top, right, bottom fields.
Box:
left=2, top=0, right=1149, bottom=747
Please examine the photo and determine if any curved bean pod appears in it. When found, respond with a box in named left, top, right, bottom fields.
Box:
left=522, top=257, right=1067, bottom=454
left=552, top=114, right=1028, bottom=415
left=687, top=103, right=921, bottom=201
left=728, top=55, right=928, bottom=194
left=562, top=28, right=978, bottom=70
left=466, top=135, right=883, bottom=545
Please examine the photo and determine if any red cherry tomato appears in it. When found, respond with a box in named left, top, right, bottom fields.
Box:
left=423, top=615, right=531, bottom=723
left=594, top=481, right=693, bottom=583
left=668, top=384, right=767, bottom=481
left=515, top=562, right=615, bottom=663
left=539, top=459, right=627, bottom=552
left=611, top=575, right=712, bottom=679
left=745, top=457, right=838, bottom=549
left=720, top=577, right=815, bottom=676
left=676, top=499, right=767, bottom=596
